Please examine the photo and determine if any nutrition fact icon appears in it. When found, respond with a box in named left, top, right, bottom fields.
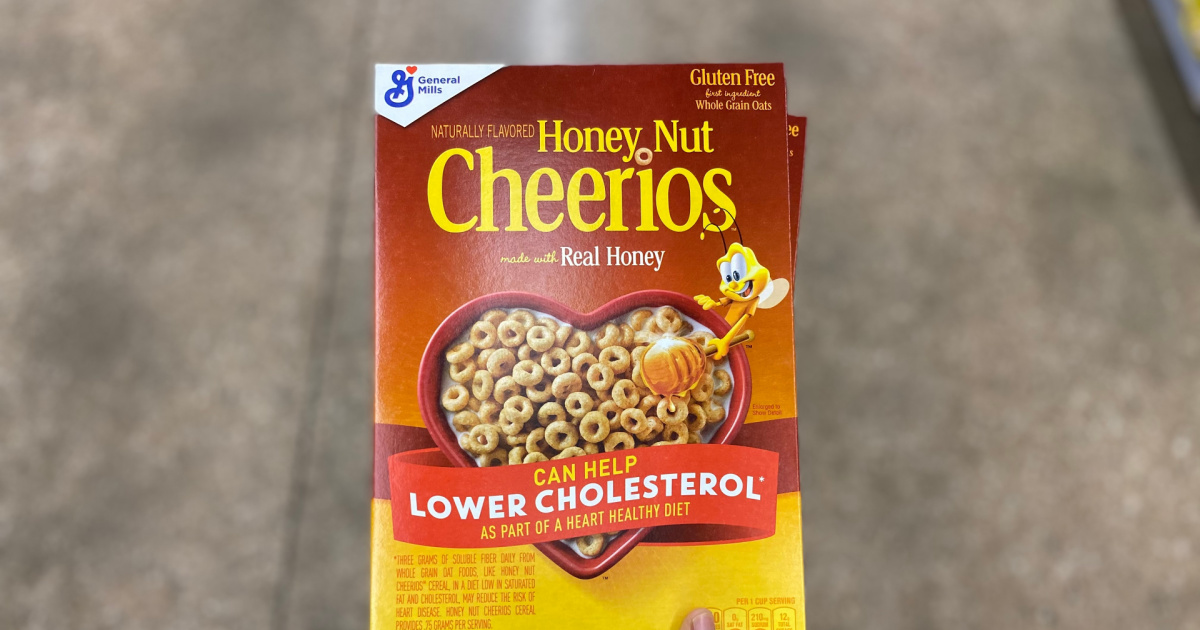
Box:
left=710, top=606, right=798, bottom=630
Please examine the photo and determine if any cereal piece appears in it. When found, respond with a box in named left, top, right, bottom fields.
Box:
left=633, top=330, right=657, bottom=345
left=481, top=309, right=507, bottom=327
left=540, top=348, right=571, bottom=376
left=579, top=411, right=610, bottom=443
left=691, top=373, right=714, bottom=402
left=713, top=369, right=732, bottom=396
left=492, top=376, right=521, bottom=403
left=657, top=397, right=689, bottom=425
left=595, top=388, right=612, bottom=402
left=512, top=360, right=545, bottom=387
left=476, top=348, right=495, bottom=370
left=571, top=352, right=598, bottom=378
left=526, top=428, right=550, bottom=454
left=481, top=449, right=508, bottom=467
left=545, top=420, right=580, bottom=450
left=465, top=424, right=501, bottom=454
left=502, top=396, right=534, bottom=424
left=478, top=400, right=500, bottom=424
left=553, top=446, right=585, bottom=459
left=686, top=403, right=708, bottom=433
left=620, top=323, right=636, bottom=348
left=564, top=330, right=592, bottom=357
left=586, top=363, right=615, bottom=391
left=594, top=323, right=622, bottom=349
left=612, top=379, right=640, bottom=409
left=458, top=432, right=472, bottom=451
left=597, top=400, right=622, bottom=430
left=576, top=534, right=605, bottom=558
left=497, top=320, right=527, bottom=348
left=657, top=423, right=688, bottom=445
left=507, top=309, right=536, bottom=328
left=468, top=397, right=481, bottom=412
left=604, top=432, right=635, bottom=452
left=678, top=321, right=694, bottom=337
left=469, top=321, right=498, bottom=349
left=471, top=371, right=494, bottom=401
left=534, top=317, right=559, bottom=332
left=449, top=360, right=476, bottom=383
left=634, top=419, right=662, bottom=443
left=441, top=385, right=470, bottom=412
left=564, top=391, right=594, bottom=418
left=638, top=393, right=660, bottom=415
left=446, top=342, right=474, bottom=364
left=526, top=379, right=554, bottom=403
left=629, top=309, right=654, bottom=331
left=526, top=325, right=555, bottom=352
left=687, top=431, right=702, bottom=444
left=486, top=348, right=516, bottom=377
left=688, top=330, right=715, bottom=346
left=704, top=400, right=726, bottom=424
left=452, top=410, right=481, bottom=432
left=583, top=442, right=601, bottom=455
left=505, top=432, right=529, bottom=448
left=524, top=451, right=549, bottom=463
left=537, top=401, right=568, bottom=427
left=508, top=446, right=528, bottom=465
left=498, top=413, right=525, bottom=437
left=517, top=344, right=542, bottom=362
left=553, top=323, right=574, bottom=348
left=598, top=346, right=631, bottom=374
left=619, top=408, right=653, bottom=434
left=654, top=307, right=684, bottom=334
left=551, top=372, right=583, bottom=398
left=630, top=363, right=645, bottom=388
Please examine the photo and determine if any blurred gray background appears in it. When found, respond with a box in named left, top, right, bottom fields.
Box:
left=3, top=0, right=1199, bottom=628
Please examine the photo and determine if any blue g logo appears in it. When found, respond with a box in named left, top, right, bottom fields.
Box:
left=385, top=70, right=415, bottom=108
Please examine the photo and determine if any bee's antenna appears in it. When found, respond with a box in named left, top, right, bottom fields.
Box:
left=702, top=207, right=745, bottom=252
left=729, top=213, right=744, bottom=244
left=710, top=207, right=743, bottom=246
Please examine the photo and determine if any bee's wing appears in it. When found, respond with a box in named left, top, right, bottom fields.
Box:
left=757, top=278, right=791, bottom=309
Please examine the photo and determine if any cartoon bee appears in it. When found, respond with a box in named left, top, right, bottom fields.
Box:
left=694, top=212, right=790, bottom=360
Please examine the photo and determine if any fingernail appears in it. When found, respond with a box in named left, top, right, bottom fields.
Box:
left=690, top=608, right=716, bottom=630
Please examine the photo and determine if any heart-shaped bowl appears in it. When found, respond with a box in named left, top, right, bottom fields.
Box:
left=417, top=290, right=752, bottom=578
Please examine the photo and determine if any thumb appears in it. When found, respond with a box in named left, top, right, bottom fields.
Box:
left=678, top=608, right=716, bottom=630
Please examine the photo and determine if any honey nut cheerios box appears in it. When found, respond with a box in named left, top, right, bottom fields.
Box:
left=373, top=64, right=808, bottom=630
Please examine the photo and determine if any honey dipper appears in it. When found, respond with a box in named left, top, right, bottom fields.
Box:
left=641, top=331, right=754, bottom=411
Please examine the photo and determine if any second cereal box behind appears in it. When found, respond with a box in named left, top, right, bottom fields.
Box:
left=373, top=63, right=806, bottom=630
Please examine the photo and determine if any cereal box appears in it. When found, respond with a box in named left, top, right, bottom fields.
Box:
left=373, top=64, right=807, bottom=630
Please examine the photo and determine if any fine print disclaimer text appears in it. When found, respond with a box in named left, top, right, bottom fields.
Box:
left=392, top=551, right=536, bottom=629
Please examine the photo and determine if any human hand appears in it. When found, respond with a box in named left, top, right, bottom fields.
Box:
left=678, top=608, right=716, bottom=630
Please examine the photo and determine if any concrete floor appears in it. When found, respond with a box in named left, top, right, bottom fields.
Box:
left=2, top=1, right=1199, bottom=629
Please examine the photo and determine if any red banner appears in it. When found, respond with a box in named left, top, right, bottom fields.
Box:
left=388, top=445, right=778, bottom=548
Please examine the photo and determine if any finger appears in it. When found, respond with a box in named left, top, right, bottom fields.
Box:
left=679, top=608, right=715, bottom=630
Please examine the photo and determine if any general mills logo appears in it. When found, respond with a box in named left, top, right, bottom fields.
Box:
left=375, top=64, right=500, bottom=127
left=385, top=66, right=419, bottom=108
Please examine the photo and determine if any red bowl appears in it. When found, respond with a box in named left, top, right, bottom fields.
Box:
left=417, top=290, right=752, bottom=579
